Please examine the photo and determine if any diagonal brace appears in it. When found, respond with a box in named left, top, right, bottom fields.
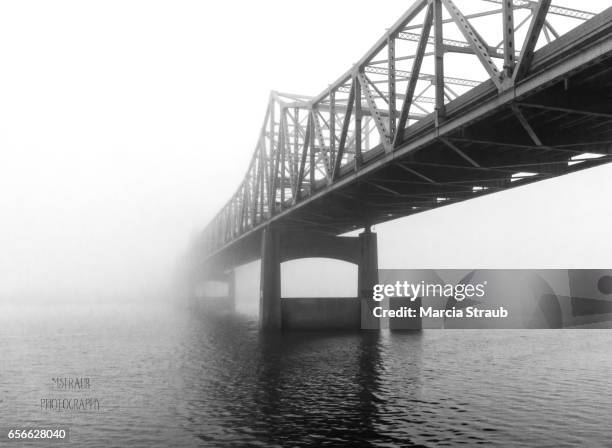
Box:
left=513, top=0, right=551, bottom=82
left=357, top=72, right=392, bottom=151
left=394, top=4, right=433, bottom=148
left=442, top=0, right=502, bottom=88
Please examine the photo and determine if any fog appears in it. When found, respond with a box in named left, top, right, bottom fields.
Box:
left=1, top=0, right=610, bottom=306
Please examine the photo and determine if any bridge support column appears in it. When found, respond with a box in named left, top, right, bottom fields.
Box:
left=260, top=227, right=282, bottom=331
left=359, top=228, right=380, bottom=330
left=228, top=269, right=236, bottom=312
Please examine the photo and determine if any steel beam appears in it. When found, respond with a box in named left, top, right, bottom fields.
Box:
left=440, top=138, right=481, bottom=167
left=354, top=75, right=363, bottom=168
left=513, top=0, right=551, bottom=82
left=333, top=80, right=355, bottom=179
left=395, top=4, right=433, bottom=147
left=502, top=0, right=515, bottom=77
left=442, top=0, right=503, bottom=88
left=511, top=104, right=543, bottom=146
left=387, top=37, right=397, bottom=140
left=433, top=0, right=446, bottom=122
left=358, top=72, right=391, bottom=151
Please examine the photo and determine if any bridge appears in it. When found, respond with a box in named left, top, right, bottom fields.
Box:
left=184, top=0, right=612, bottom=330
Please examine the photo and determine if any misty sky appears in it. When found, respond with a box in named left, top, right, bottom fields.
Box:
left=1, top=0, right=610, bottom=304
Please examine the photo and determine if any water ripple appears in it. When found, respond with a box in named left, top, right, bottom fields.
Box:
left=1, top=305, right=611, bottom=446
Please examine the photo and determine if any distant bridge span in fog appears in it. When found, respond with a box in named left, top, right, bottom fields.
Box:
left=186, top=0, right=612, bottom=330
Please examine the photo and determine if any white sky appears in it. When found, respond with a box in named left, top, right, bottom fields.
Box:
left=0, top=0, right=610, bottom=303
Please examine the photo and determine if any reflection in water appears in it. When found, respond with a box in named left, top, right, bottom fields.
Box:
left=181, top=310, right=402, bottom=446
left=1, top=304, right=611, bottom=447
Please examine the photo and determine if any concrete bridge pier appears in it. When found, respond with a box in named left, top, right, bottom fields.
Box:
left=358, top=228, right=380, bottom=330
left=260, top=227, right=282, bottom=331
left=227, top=269, right=236, bottom=312
left=192, top=268, right=236, bottom=311
left=258, top=225, right=380, bottom=331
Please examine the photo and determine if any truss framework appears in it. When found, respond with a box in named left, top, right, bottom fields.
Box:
left=202, top=0, right=596, bottom=254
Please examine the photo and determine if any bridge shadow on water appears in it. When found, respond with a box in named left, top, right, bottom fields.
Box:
left=181, top=306, right=470, bottom=447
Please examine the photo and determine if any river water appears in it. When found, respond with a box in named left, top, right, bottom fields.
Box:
left=1, top=303, right=611, bottom=447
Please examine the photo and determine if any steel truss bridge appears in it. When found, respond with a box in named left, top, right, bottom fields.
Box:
left=187, top=0, right=612, bottom=329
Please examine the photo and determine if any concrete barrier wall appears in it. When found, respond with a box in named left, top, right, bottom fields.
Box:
left=282, top=297, right=361, bottom=330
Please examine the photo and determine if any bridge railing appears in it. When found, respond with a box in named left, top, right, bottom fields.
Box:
left=200, top=0, right=595, bottom=257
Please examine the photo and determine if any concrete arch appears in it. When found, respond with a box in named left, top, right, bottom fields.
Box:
left=279, top=234, right=361, bottom=265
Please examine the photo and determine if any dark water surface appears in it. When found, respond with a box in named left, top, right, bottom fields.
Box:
left=1, top=303, right=611, bottom=447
